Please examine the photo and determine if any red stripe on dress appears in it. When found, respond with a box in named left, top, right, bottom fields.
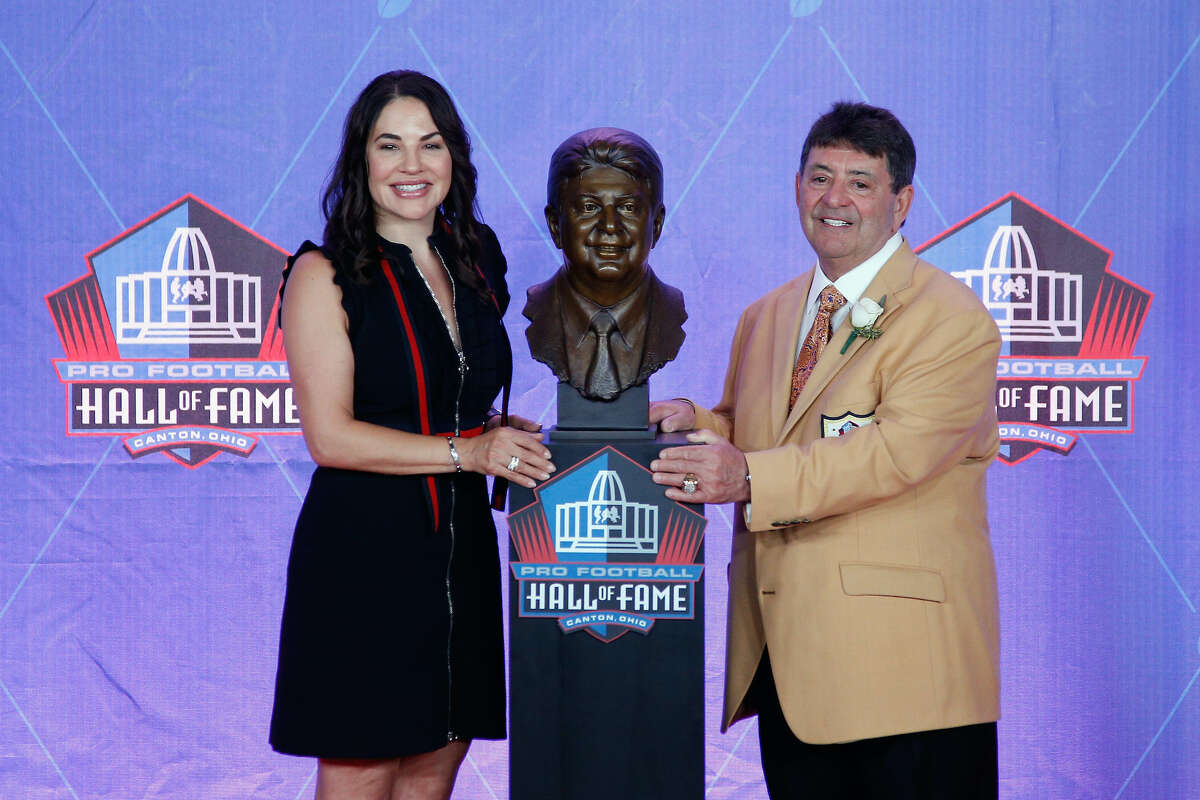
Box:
left=380, top=257, right=439, bottom=531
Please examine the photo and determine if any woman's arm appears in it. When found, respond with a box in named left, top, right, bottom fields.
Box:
left=282, top=250, right=553, bottom=486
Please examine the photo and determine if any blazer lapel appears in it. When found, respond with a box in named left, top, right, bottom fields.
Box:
left=777, top=242, right=919, bottom=444
left=769, top=273, right=815, bottom=435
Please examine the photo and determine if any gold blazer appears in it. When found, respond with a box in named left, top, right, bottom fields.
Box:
left=696, top=240, right=1002, bottom=744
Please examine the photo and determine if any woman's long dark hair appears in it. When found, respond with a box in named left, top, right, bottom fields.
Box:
left=322, top=70, right=487, bottom=296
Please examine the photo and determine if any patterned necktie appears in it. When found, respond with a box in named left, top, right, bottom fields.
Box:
left=586, top=310, right=621, bottom=400
left=789, top=286, right=847, bottom=411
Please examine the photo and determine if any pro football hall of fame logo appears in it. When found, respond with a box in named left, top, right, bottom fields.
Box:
left=46, top=195, right=295, bottom=468
left=917, top=193, right=1151, bottom=465
left=508, top=446, right=706, bottom=643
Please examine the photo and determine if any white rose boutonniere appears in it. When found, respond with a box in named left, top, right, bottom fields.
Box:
left=840, top=295, right=886, bottom=354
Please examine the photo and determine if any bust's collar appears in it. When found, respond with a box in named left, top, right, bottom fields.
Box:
left=557, top=270, right=651, bottom=351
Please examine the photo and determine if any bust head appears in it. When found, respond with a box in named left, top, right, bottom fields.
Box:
left=544, top=128, right=666, bottom=308
left=525, top=128, right=685, bottom=407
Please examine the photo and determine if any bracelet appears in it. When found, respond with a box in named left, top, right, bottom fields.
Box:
left=446, top=436, right=463, bottom=473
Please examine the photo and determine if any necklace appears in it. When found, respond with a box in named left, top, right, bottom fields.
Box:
left=412, top=245, right=462, bottom=352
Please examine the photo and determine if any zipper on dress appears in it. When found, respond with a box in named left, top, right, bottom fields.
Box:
left=420, top=246, right=466, bottom=743
left=445, top=478, right=459, bottom=743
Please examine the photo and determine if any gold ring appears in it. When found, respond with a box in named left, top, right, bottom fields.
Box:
left=682, top=473, right=699, bottom=495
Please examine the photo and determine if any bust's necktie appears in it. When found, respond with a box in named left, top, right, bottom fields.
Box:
left=586, top=310, right=621, bottom=400
left=789, top=286, right=847, bottom=411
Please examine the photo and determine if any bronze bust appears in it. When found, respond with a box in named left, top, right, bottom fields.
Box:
left=523, top=128, right=687, bottom=401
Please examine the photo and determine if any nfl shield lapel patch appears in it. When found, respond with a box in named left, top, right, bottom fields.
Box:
left=821, top=411, right=875, bottom=438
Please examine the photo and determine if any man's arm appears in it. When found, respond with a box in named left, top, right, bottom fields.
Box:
left=653, top=302, right=1000, bottom=516
left=649, top=303, right=750, bottom=437
left=744, top=305, right=999, bottom=528
left=650, top=311, right=748, bottom=501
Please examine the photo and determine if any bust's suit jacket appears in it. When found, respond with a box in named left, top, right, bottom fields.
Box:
left=522, top=268, right=686, bottom=392
left=694, top=240, right=1001, bottom=745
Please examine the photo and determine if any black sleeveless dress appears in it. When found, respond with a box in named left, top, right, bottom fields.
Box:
left=269, top=225, right=511, bottom=758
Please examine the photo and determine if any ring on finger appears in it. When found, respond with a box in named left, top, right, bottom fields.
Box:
left=682, top=472, right=699, bottom=495
left=507, top=455, right=521, bottom=472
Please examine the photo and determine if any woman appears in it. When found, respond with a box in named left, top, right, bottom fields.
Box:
left=269, top=70, right=552, bottom=800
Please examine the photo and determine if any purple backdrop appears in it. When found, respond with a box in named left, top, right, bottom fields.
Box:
left=2, top=1, right=1198, bottom=798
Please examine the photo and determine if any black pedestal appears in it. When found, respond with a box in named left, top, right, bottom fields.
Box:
left=507, top=429, right=706, bottom=800
left=554, top=383, right=650, bottom=435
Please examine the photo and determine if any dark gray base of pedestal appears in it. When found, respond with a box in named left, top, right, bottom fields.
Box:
left=555, top=383, right=650, bottom=433
left=507, top=434, right=704, bottom=800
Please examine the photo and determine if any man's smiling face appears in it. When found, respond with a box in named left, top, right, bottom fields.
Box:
left=796, top=144, right=913, bottom=280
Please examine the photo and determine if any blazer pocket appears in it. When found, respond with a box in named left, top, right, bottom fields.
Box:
left=839, top=562, right=946, bottom=603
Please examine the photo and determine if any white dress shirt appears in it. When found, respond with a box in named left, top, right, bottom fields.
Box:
left=797, top=231, right=902, bottom=353
left=745, top=232, right=903, bottom=527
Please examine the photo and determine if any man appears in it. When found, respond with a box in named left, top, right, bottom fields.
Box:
left=650, top=102, right=1001, bottom=798
left=524, top=127, right=687, bottom=401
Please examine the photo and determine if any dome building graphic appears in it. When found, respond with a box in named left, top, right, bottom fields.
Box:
left=555, top=469, right=659, bottom=555
left=116, top=226, right=262, bottom=345
left=952, top=225, right=1082, bottom=342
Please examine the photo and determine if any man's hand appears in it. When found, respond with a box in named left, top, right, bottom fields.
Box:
left=485, top=412, right=542, bottom=433
left=650, top=399, right=696, bottom=433
left=650, top=429, right=750, bottom=504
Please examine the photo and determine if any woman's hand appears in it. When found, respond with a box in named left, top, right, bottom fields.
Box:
left=458, top=426, right=555, bottom=489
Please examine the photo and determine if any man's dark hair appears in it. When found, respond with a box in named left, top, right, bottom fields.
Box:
left=322, top=69, right=486, bottom=295
left=546, top=128, right=664, bottom=210
left=799, top=102, right=916, bottom=193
